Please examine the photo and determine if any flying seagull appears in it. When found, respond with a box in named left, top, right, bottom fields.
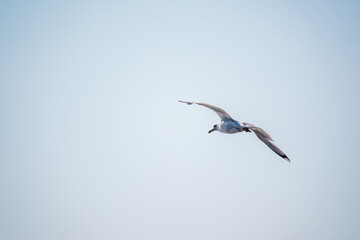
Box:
left=179, top=100, right=290, bottom=162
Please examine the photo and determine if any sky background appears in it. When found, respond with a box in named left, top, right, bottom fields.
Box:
left=1, top=1, right=360, bottom=239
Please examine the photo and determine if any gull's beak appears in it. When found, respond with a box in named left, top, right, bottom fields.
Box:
left=208, top=128, right=215, bottom=134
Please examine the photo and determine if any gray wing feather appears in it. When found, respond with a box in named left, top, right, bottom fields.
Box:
left=179, top=100, right=233, bottom=120
left=245, top=123, right=290, bottom=162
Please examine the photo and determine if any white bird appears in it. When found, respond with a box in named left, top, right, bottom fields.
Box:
left=179, top=100, right=290, bottom=162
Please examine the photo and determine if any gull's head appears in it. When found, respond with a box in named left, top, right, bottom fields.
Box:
left=208, top=124, right=218, bottom=134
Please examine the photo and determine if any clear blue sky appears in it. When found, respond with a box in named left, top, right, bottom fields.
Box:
left=1, top=1, right=360, bottom=239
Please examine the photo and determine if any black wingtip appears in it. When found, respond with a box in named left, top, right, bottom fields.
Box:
left=283, top=155, right=290, bottom=162
left=179, top=100, right=193, bottom=105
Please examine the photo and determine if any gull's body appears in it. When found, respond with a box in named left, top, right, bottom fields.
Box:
left=179, top=100, right=290, bottom=162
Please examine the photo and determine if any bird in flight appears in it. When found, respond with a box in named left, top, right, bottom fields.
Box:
left=179, top=100, right=290, bottom=162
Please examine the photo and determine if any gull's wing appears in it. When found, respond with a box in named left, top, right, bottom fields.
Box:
left=179, top=100, right=233, bottom=120
left=243, top=122, right=290, bottom=162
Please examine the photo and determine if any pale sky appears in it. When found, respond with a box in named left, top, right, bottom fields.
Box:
left=1, top=1, right=360, bottom=240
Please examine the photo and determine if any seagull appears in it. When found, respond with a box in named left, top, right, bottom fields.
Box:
left=179, top=100, right=290, bottom=162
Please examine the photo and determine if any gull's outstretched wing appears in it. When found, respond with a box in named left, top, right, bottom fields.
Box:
left=243, top=122, right=290, bottom=162
left=179, top=100, right=233, bottom=120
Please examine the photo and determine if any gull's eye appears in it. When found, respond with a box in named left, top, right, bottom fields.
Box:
left=213, top=125, right=217, bottom=128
